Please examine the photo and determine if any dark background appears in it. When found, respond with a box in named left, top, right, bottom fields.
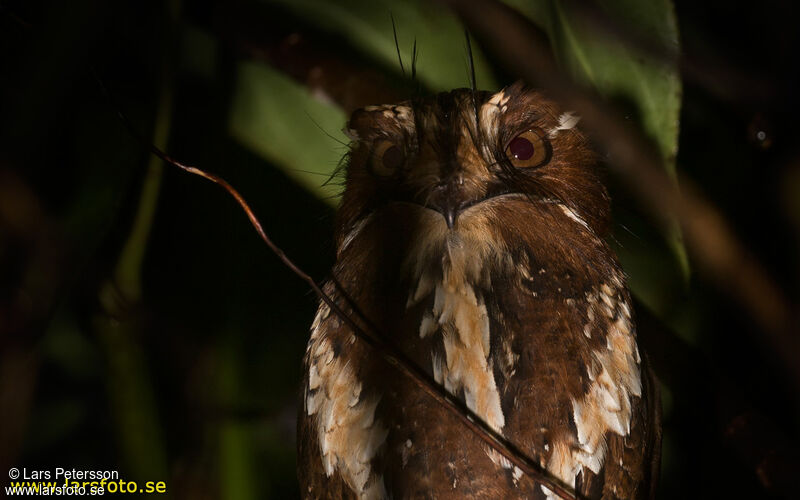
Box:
left=1, top=0, right=798, bottom=498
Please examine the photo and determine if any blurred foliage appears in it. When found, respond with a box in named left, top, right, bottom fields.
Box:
left=1, top=0, right=799, bottom=499
left=229, top=61, right=347, bottom=202
left=265, top=0, right=499, bottom=91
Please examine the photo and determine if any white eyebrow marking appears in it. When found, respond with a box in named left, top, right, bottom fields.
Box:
left=478, top=88, right=511, bottom=158
left=548, top=111, right=581, bottom=137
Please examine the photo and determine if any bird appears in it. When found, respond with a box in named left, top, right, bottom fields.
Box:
left=297, top=82, right=661, bottom=499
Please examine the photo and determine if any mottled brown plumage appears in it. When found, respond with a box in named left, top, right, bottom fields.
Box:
left=298, top=83, right=661, bottom=499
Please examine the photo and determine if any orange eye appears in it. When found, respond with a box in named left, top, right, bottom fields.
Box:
left=370, top=140, right=405, bottom=177
left=505, top=128, right=550, bottom=168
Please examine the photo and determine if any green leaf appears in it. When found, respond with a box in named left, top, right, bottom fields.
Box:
left=229, top=61, right=348, bottom=204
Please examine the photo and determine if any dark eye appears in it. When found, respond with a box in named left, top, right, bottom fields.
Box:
left=370, top=140, right=406, bottom=177
left=505, top=128, right=550, bottom=168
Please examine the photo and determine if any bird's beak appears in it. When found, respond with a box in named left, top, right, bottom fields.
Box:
left=426, top=177, right=472, bottom=229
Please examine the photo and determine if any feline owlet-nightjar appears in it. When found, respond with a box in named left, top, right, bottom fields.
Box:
left=298, top=82, right=661, bottom=499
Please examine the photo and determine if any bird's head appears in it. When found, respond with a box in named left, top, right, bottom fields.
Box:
left=335, top=83, right=610, bottom=264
